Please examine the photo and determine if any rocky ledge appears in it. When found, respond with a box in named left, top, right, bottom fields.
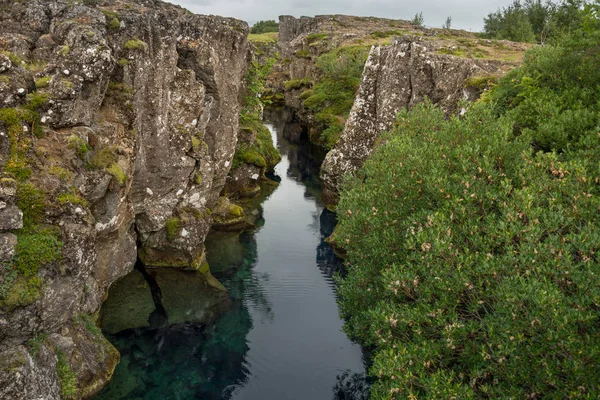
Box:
left=0, top=0, right=250, bottom=398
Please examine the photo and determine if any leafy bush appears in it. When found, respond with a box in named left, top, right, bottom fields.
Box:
left=335, top=12, right=600, bottom=397
left=250, top=20, right=279, bottom=34
left=336, top=101, right=600, bottom=399
left=484, top=0, right=587, bottom=43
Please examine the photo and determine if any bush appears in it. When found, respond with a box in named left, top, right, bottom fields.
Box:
left=250, top=20, right=279, bottom=34
left=411, top=12, right=425, bottom=27
left=335, top=101, right=600, bottom=398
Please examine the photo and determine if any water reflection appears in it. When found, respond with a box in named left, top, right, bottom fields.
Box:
left=96, top=108, right=368, bottom=400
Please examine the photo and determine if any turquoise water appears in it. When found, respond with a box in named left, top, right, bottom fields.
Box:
left=96, top=108, right=369, bottom=399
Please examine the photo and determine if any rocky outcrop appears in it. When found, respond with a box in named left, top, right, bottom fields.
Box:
left=0, top=0, right=250, bottom=397
left=320, top=36, right=506, bottom=205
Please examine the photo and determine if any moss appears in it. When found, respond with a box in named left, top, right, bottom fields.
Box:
left=59, top=45, right=70, bottom=57
left=284, top=78, right=312, bottom=91
left=106, top=17, right=120, bottom=29
left=75, top=314, right=102, bottom=338
left=35, top=76, right=51, bottom=89
left=306, top=33, right=328, bottom=44
left=165, top=217, right=181, bottom=241
left=2, top=276, right=43, bottom=309
left=123, top=39, right=146, bottom=50
left=0, top=76, right=9, bottom=84
left=194, top=172, right=203, bottom=185
left=57, top=191, right=88, bottom=207
left=294, top=49, right=312, bottom=59
left=228, top=204, right=244, bottom=217
left=16, top=182, right=46, bottom=229
left=106, top=163, right=126, bottom=185
left=465, top=75, right=499, bottom=91
left=232, top=119, right=280, bottom=171
left=118, top=58, right=129, bottom=67
left=48, top=166, right=72, bottom=182
left=56, top=350, right=78, bottom=399
left=191, top=136, right=201, bottom=151
left=100, top=8, right=119, bottom=19
left=14, top=233, right=63, bottom=277
left=90, top=146, right=117, bottom=168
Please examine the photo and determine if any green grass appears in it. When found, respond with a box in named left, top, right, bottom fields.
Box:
left=56, top=351, right=78, bottom=398
left=248, top=32, right=278, bottom=43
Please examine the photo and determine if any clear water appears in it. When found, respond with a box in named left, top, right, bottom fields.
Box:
left=96, top=108, right=369, bottom=400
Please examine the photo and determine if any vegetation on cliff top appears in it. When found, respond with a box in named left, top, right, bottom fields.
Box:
left=250, top=20, right=279, bottom=34
left=335, top=4, right=600, bottom=398
left=303, top=45, right=369, bottom=149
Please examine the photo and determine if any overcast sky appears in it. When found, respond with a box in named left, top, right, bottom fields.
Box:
left=171, top=0, right=517, bottom=32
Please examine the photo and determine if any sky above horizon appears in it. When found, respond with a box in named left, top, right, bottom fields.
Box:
left=170, top=0, right=517, bottom=32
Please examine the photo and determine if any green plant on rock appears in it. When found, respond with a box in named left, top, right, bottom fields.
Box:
left=106, top=163, right=126, bottom=185
left=35, top=76, right=51, bottom=89
left=57, top=190, right=88, bottom=207
left=14, top=232, right=63, bottom=277
left=123, top=38, right=146, bottom=50
left=106, top=17, right=120, bottom=29
left=284, top=78, right=312, bottom=91
left=56, top=350, right=78, bottom=399
left=336, top=101, right=600, bottom=399
left=27, top=333, right=48, bottom=357
left=294, top=49, right=312, bottom=59
left=165, top=217, right=181, bottom=241
left=68, top=135, right=91, bottom=163
left=303, top=45, right=369, bottom=149
left=306, top=33, right=328, bottom=44
left=233, top=119, right=281, bottom=171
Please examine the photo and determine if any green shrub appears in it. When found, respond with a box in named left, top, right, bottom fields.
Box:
left=165, top=217, right=181, bottom=240
left=250, top=20, right=279, bottom=34
left=336, top=101, right=600, bottom=398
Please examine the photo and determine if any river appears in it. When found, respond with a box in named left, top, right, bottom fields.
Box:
left=96, top=108, right=369, bottom=400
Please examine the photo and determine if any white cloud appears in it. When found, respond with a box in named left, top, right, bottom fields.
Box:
left=172, top=0, right=516, bottom=31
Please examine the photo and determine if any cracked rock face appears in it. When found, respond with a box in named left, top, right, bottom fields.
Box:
left=320, top=36, right=503, bottom=205
left=0, top=0, right=249, bottom=397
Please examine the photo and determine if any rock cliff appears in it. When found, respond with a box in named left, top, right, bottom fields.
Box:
left=0, top=0, right=249, bottom=398
left=320, top=35, right=521, bottom=205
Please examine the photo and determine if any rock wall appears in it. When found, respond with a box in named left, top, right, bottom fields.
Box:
left=320, top=36, right=504, bottom=205
left=0, top=0, right=249, bottom=398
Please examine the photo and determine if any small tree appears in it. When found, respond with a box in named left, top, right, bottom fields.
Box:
left=411, top=12, right=425, bottom=27
left=442, top=16, right=452, bottom=29
left=250, top=20, right=279, bottom=34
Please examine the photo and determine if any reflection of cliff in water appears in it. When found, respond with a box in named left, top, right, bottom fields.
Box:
left=97, top=227, right=272, bottom=400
